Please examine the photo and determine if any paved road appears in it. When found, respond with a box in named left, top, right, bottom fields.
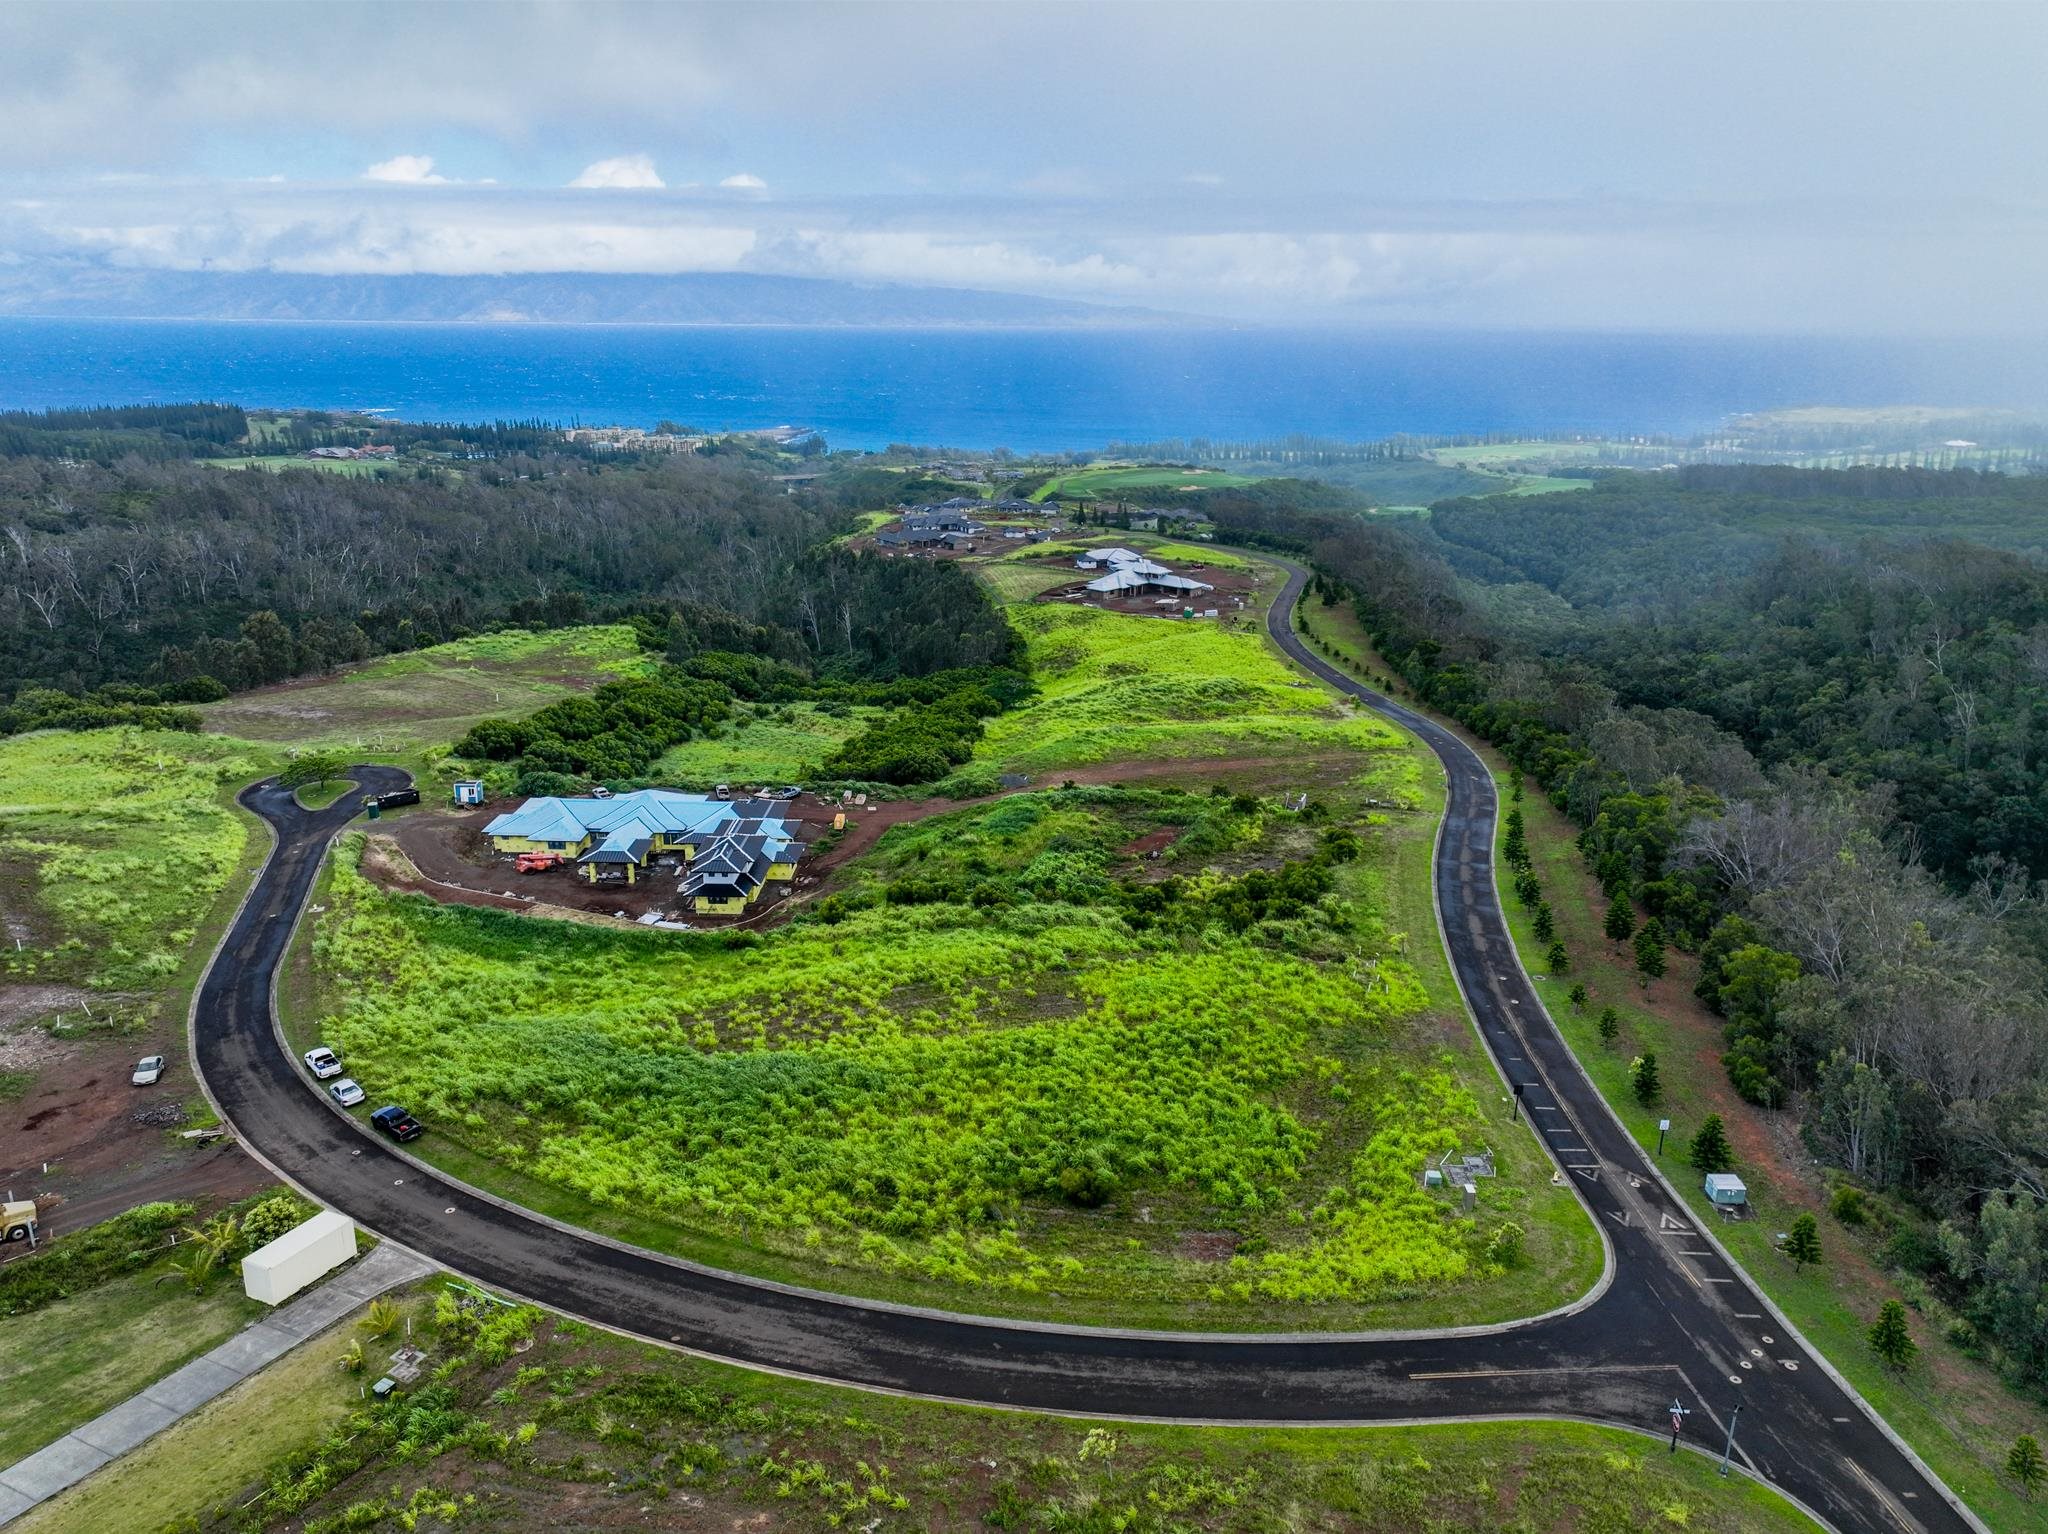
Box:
left=190, top=578, right=1982, bottom=1534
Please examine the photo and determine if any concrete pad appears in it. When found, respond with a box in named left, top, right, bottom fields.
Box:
left=140, top=1355, right=242, bottom=1413
left=0, top=1435, right=111, bottom=1502
left=0, top=1481, right=37, bottom=1524
left=72, top=1394, right=181, bottom=1457
left=203, top=1321, right=297, bottom=1375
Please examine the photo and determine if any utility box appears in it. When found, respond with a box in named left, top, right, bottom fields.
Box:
left=242, top=1209, right=356, bottom=1305
left=452, top=779, right=485, bottom=807
left=1704, top=1172, right=1748, bottom=1207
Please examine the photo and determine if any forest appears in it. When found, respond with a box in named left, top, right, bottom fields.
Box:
left=0, top=431, right=1024, bottom=714
left=1229, top=465, right=2048, bottom=1395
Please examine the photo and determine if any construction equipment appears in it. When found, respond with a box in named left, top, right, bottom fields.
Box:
left=515, top=852, right=566, bottom=874
left=2, top=1198, right=39, bottom=1244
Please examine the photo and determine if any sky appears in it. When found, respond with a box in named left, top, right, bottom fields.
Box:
left=1, top=0, right=2044, bottom=331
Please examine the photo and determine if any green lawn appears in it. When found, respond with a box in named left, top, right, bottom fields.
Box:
left=15, top=1293, right=408, bottom=1534
left=0, top=1271, right=265, bottom=1463
left=198, top=625, right=655, bottom=758
left=1035, top=463, right=1256, bottom=501
left=205, top=455, right=399, bottom=477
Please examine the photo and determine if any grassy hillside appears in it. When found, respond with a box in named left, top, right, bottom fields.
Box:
left=296, top=578, right=1601, bottom=1329
left=198, top=625, right=656, bottom=757
left=0, top=729, right=279, bottom=996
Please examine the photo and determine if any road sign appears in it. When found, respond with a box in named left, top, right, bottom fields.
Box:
left=1667, top=1399, right=1691, bottom=1452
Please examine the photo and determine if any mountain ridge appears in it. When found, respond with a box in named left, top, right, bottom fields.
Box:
left=0, top=267, right=1181, bottom=328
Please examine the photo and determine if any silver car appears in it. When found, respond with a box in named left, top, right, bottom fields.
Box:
left=328, top=1077, right=366, bottom=1108
left=131, top=1054, right=166, bottom=1086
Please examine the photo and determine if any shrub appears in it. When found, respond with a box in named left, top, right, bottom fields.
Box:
left=1830, top=1185, right=1869, bottom=1227
left=241, top=1194, right=312, bottom=1250
left=0, top=1201, right=193, bottom=1316
left=1485, top=1222, right=1524, bottom=1269
left=1784, top=1213, right=1821, bottom=1271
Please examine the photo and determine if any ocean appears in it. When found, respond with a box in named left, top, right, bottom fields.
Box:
left=0, top=318, right=2039, bottom=453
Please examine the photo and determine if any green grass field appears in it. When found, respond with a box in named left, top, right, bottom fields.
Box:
left=650, top=702, right=875, bottom=785
left=0, top=1272, right=266, bottom=1464
left=0, top=729, right=280, bottom=996
left=975, top=559, right=1075, bottom=602
left=1034, top=463, right=1256, bottom=500
left=978, top=603, right=1397, bottom=772
left=198, top=624, right=655, bottom=758
left=205, top=455, right=397, bottom=477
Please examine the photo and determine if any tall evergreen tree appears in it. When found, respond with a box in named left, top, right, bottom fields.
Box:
left=1868, top=1299, right=1918, bottom=1373
left=1690, top=1114, right=1733, bottom=1174
left=1784, top=1213, right=1822, bottom=1271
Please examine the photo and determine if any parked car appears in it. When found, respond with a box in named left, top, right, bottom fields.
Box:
left=773, top=786, right=803, bottom=800
left=131, top=1054, right=166, bottom=1086
left=371, top=1105, right=423, bottom=1143
left=303, top=1046, right=343, bottom=1079
left=328, top=1077, right=366, bottom=1108
left=714, top=783, right=733, bottom=800
left=590, top=786, right=614, bottom=799
left=368, top=788, right=421, bottom=810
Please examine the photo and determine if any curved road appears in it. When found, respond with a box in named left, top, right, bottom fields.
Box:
left=191, top=566, right=1980, bottom=1534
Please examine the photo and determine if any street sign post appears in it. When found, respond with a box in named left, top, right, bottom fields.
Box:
left=1657, top=1117, right=1671, bottom=1156
left=1668, top=1399, right=1691, bottom=1453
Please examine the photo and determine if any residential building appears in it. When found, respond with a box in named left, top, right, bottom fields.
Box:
left=482, top=789, right=803, bottom=906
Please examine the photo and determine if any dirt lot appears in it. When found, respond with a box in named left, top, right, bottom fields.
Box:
left=0, top=998, right=266, bottom=1260
left=379, top=794, right=989, bottom=931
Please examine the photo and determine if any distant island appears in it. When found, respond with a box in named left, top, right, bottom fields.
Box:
left=0, top=266, right=1180, bottom=329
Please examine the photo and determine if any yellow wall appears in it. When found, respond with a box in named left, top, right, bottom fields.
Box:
left=491, top=834, right=591, bottom=855
left=693, top=894, right=747, bottom=914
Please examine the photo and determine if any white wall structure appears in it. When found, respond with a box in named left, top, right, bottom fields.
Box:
left=241, top=1208, right=357, bottom=1305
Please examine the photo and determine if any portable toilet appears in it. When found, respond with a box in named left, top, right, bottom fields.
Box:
left=1704, top=1172, right=1748, bottom=1207
left=453, top=779, right=485, bottom=807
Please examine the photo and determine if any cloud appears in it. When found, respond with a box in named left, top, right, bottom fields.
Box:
left=363, top=155, right=447, bottom=185
left=571, top=154, right=664, bottom=190
left=719, top=173, right=766, bottom=191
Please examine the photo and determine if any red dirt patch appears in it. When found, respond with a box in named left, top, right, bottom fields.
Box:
left=0, top=1007, right=268, bottom=1257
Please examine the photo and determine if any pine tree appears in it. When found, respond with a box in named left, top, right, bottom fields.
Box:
left=1546, top=940, right=1570, bottom=973
left=1634, top=921, right=1667, bottom=984
left=1631, top=1052, right=1661, bottom=1106
left=1514, top=870, right=1542, bottom=906
left=1784, top=1213, right=1822, bottom=1271
left=1868, top=1299, right=1918, bottom=1373
left=1533, top=904, right=1556, bottom=945
left=1597, top=1007, right=1621, bottom=1045
left=1690, top=1114, right=1733, bottom=1174
left=1604, top=900, right=1636, bottom=943
left=2010, top=1435, right=2045, bottom=1499
left=1568, top=983, right=1588, bottom=1011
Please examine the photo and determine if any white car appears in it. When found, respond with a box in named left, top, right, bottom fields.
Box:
left=303, top=1047, right=343, bottom=1080
left=328, top=1077, right=366, bottom=1108
left=131, top=1054, right=166, bottom=1086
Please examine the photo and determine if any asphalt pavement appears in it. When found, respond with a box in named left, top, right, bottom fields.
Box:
left=187, top=576, right=1986, bottom=1534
